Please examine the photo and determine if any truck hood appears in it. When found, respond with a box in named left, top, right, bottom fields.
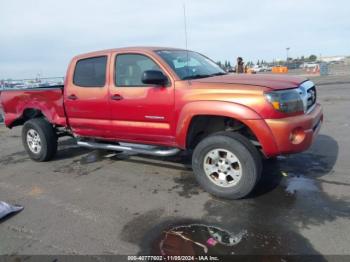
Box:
left=192, top=74, right=307, bottom=90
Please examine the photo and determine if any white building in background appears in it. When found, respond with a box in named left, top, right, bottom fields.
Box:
left=320, top=56, right=346, bottom=63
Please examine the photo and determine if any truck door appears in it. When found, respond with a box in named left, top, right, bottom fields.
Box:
left=64, top=55, right=112, bottom=138
left=109, top=53, right=175, bottom=144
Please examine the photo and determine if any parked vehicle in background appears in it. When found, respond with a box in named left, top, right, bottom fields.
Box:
left=300, top=62, right=319, bottom=69
left=227, top=67, right=235, bottom=73
left=251, top=65, right=271, bottom=73
left=251, top=65, right=262, bottom=73
left=0, top=47, right=323, bottom=199
left=265, top=65, right=272, bottom=71
left=0, top=77, right=64, bottom=90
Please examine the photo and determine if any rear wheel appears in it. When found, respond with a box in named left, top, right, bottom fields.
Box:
left=22, top=118, right=58, bottom=162
left=192, top=132, right=262, bottom=199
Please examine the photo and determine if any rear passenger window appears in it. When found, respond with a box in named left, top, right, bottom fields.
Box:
left=73, top=56, right=107, bottom=87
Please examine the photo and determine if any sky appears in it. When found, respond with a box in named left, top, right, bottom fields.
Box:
left=0, top=0, right=349, bottom=79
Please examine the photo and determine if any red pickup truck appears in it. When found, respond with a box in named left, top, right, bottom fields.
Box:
left=0, top=47, right=323, bottom=199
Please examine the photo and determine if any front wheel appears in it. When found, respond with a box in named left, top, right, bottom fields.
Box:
left=192, top=132, right=262, bottom=199
left=22, top=118, right=58, bottom=162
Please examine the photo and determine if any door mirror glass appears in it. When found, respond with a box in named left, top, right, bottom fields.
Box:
left=142, top=70, right=168, bottom=86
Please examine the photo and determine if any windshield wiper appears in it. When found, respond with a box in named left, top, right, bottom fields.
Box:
left=208, top=72, right=228, bottom=77
left=182, top=74, right=210, bottom=80
left=182, top=72, right=227, bottom=80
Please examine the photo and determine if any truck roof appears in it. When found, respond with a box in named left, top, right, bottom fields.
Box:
left=73, top=46, right=186, bottom=60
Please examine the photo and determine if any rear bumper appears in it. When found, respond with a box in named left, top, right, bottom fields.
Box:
left=264, top=104, right=323, bottom=155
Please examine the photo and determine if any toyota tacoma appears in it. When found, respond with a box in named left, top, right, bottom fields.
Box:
left=0, top=47, right=323, bottom=199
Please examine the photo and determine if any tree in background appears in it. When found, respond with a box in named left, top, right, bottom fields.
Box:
left=246, top=61, right=254, bottom=67
left=216, top=60, right=233, bottom=71
left=216, top=54, right=319, bottom=70
left=309, top=55, right=317, bottom=61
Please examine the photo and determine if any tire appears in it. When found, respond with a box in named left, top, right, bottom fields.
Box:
left=192, top=132, right=262, bottom=199
left=0, top=108, right=4, bottom=123
left=22, top=118, right=58, bottom=162
left=214, top=131, right=263, bottom=178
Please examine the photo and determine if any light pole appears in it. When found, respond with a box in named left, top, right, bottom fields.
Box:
left=286, top=47, right=290, bottom=66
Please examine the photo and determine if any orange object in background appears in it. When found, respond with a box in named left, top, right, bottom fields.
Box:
left=246, top=68, right=256, bottom=74
left=272, top=66, right=288, bottom=73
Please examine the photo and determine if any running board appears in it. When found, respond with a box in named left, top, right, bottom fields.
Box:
left=77, top=141, right=181, bottom=157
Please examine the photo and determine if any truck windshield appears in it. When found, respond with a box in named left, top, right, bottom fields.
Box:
left=156, top=50, right=226, bottom=80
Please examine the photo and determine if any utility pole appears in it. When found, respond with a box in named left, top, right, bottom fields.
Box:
left=286, top=47, right=290, bottom=66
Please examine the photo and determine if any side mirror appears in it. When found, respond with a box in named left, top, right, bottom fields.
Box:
left=142, top=70, right=168, bottom=86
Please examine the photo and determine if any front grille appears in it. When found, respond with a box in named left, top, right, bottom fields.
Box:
left=307, top=86, right=316, bottom=111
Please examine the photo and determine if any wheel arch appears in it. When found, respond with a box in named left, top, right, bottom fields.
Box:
left=176, top=101, right=279, bottom=157
left=9, top=107, right=49, bottom=128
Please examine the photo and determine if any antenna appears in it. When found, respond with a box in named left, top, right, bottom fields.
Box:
left=183, top=4, right=188, bottom=51
left=183, top=3, right=190, bottom=79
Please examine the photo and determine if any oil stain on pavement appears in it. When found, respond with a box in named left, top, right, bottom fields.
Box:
left=0, top=151, right=28, bottom=165
left=169, top=172, right=202, bottom=198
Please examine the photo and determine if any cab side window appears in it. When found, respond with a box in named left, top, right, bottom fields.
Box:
left=73, top=56, right=107, bottom=87
left=115, top=54, right=162, bottom=87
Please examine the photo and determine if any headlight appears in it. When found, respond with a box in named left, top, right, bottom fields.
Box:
left=265, top=89, right=304, bottom=114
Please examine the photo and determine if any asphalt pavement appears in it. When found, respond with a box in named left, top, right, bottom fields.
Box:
left=0, top=73, right=349, bottom=258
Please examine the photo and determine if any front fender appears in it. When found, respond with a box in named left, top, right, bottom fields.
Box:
left=175, top=101, right=279, bottom=156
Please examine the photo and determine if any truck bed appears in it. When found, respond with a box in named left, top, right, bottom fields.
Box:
left=0, top=86, right=67, bottom=128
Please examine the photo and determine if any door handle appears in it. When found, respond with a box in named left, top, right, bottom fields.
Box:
left=111, top=94, right=123, bottom=101
left=67, top=94, right=78, bottom=100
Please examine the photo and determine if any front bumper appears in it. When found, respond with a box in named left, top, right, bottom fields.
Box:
left=264, top=103, right=323, bottom=155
